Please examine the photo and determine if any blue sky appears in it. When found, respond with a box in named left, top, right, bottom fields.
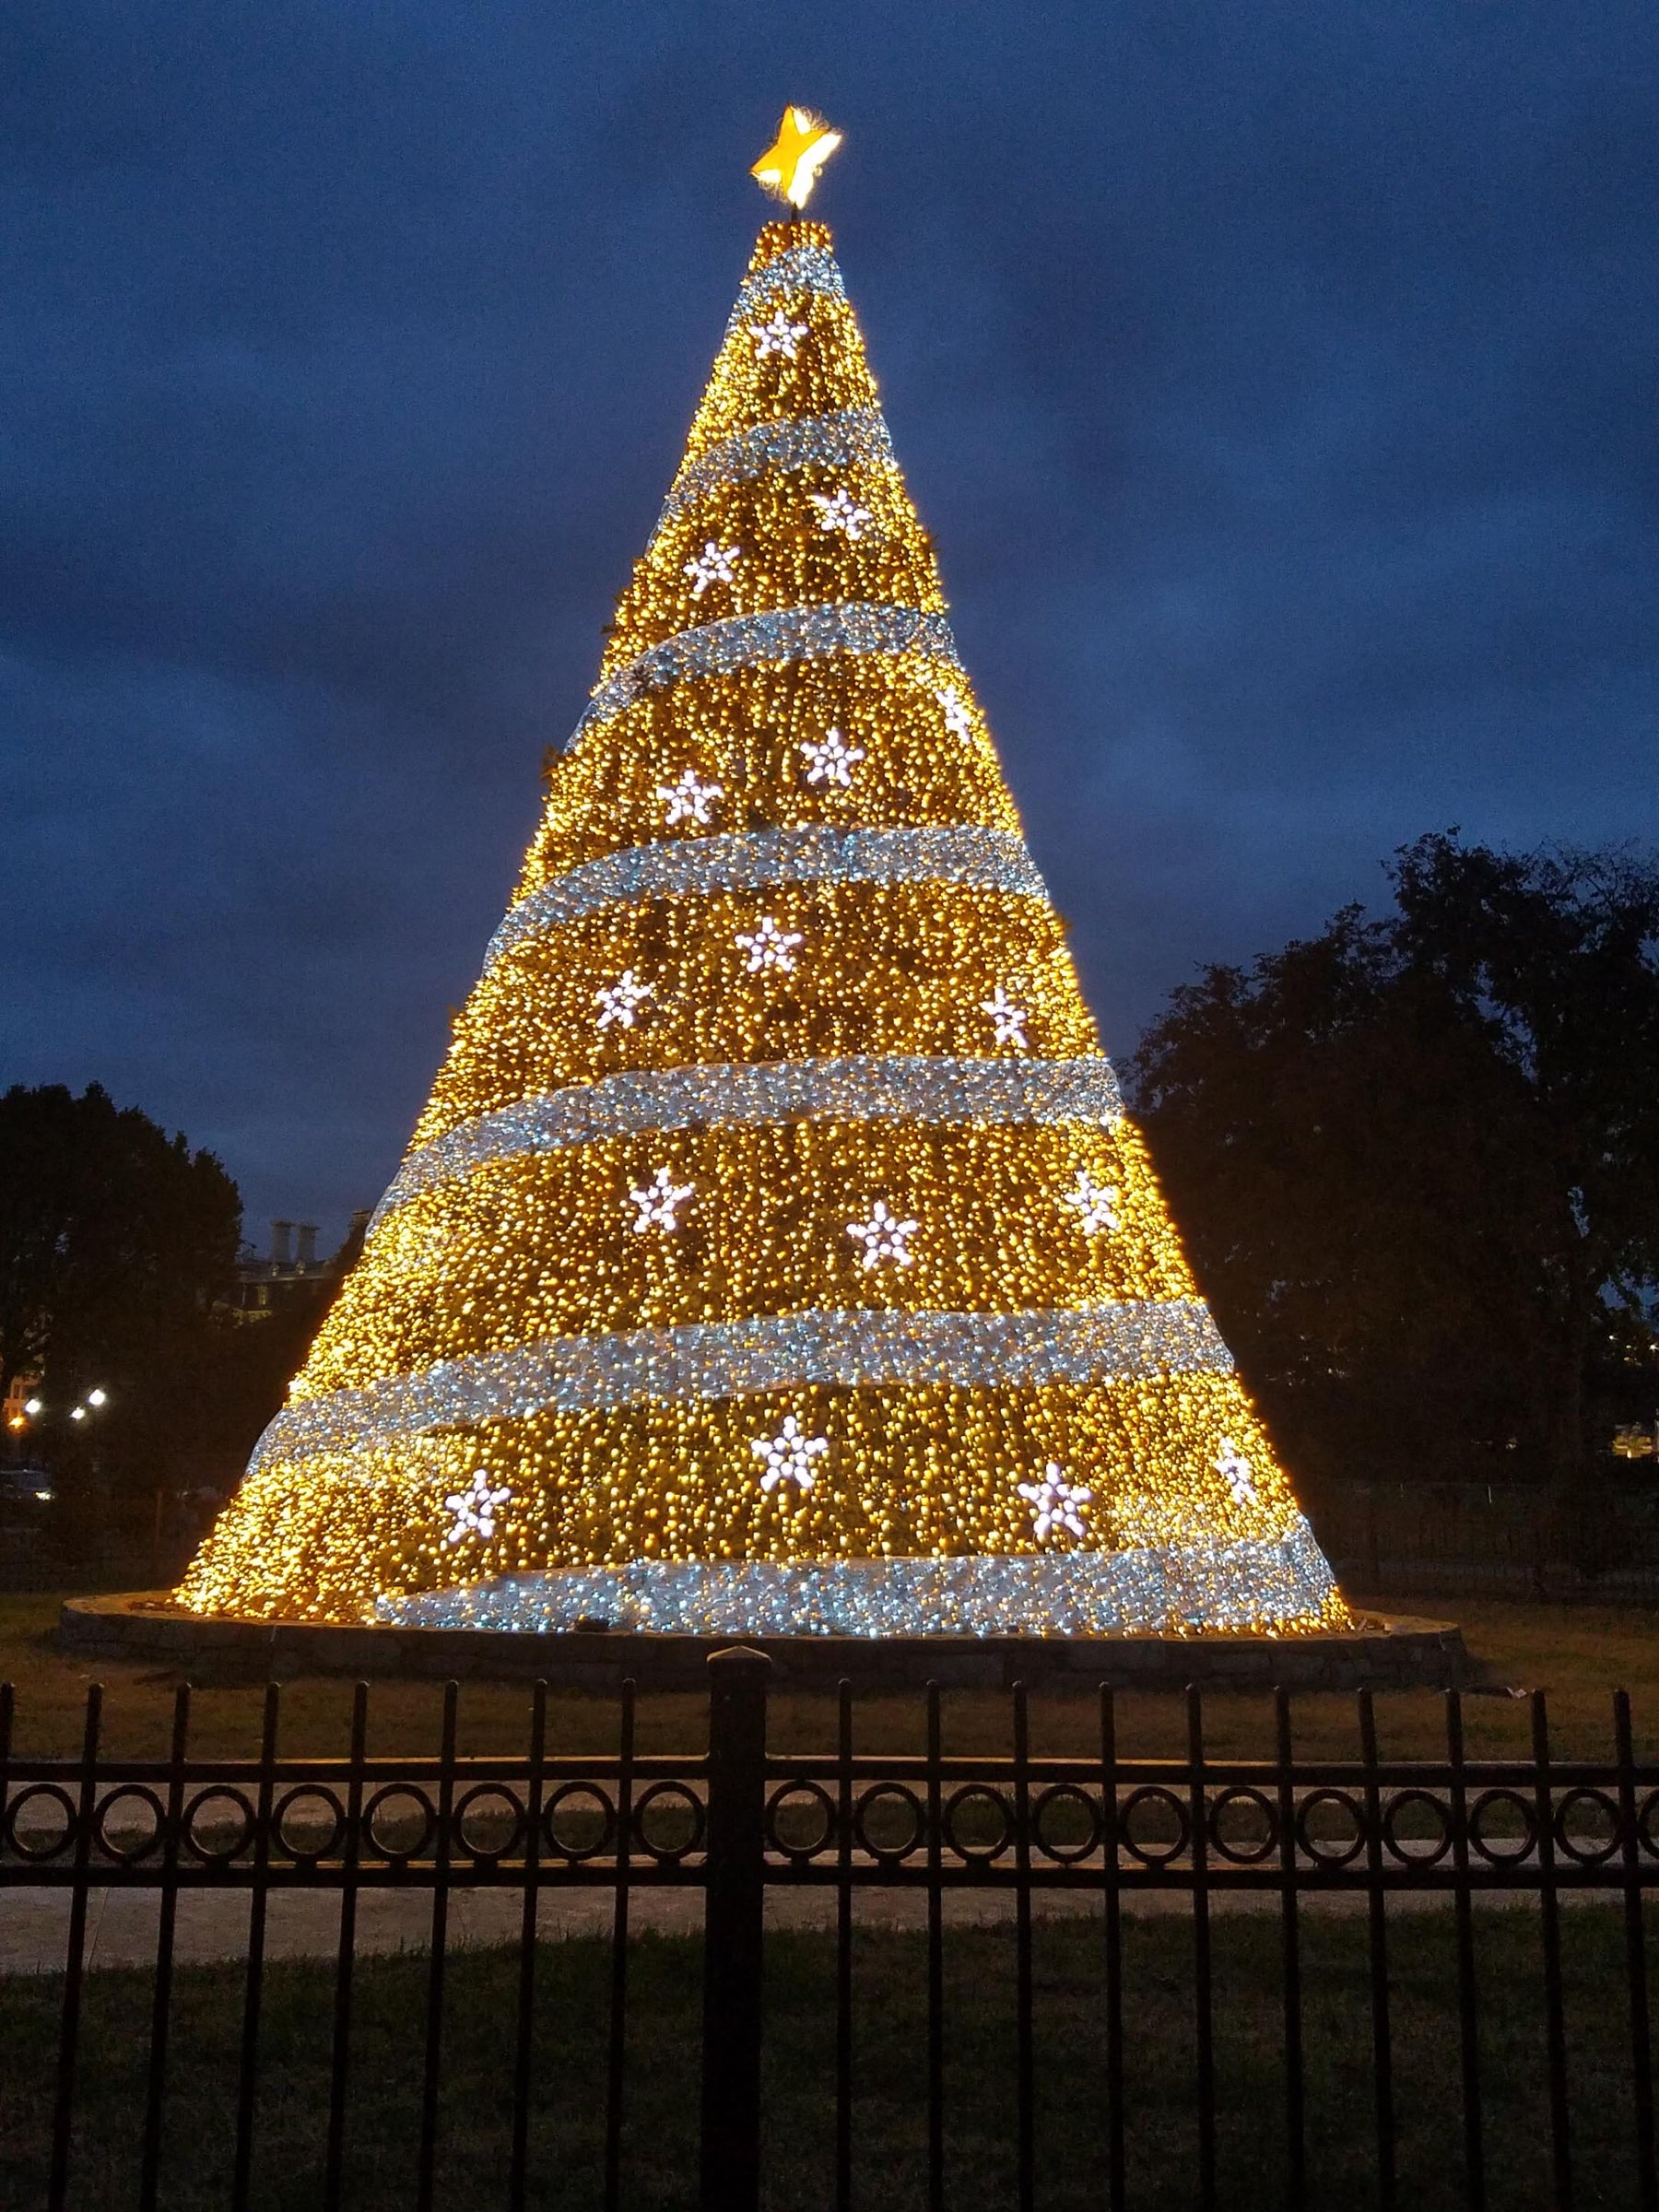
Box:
left=4, top=0, right=1654, bottom=1245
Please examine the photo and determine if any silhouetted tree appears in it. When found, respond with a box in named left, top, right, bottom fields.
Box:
left=0, top=1084, right=241, bottom=1534
left=1130, top=836, right=1659, bottom=1554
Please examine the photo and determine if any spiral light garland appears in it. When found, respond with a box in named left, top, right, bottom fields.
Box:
left=179, top=218, right=1348, bottom=1637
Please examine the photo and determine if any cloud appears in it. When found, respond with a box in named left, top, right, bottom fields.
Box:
left=2, top=0, right=1655, bottom=1233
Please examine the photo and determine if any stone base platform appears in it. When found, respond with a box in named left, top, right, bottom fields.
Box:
left=58, top=1592, right=1468, bottom=1692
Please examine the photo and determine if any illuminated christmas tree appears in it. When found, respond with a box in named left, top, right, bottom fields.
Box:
left=180, top=115, right=1347, bottom=1635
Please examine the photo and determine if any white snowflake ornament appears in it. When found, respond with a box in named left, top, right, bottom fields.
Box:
left=444, top=1472, right=510, bottom=1547
left=657, top=770, right=723, bottom=828
left=809, top=487, right=874, bottom=541
left=749, top=308, right=809, bottom=360
left=1216, top=1439, right=1257, bottom=1506
left=982, top=987, right=1030, bottom=1050
left=846, top=1199, right=920, bottom=1271
left=935, top=683, right=974, bottom=740
left=629, top=1166, right=695, bottom=1235
left=1062, top=1171, right=1121, bottom=1238
left=735, top=914, right=804, bottom=973
left=595, top=970, right=655, bottom=1030
left=799, top=727, right=865, bottom=787
left=684, top=540, right=742, bottom=599
left=751, top=1416, right=829, bottom=1497
left=1017, top=1464, right=1093, bottom=1543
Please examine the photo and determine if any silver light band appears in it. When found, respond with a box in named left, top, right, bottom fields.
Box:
left=253, top=1299, right=1231, bottom=1471
left=568, top=602, right=962, bottom=751
left=487, top=825, right=1045, bottom=971
left=725, top=241, right=847, bottom=331
left=379, top=1524, right=1336, bottom=1638
left=372, top=1053, right=1126, bottom=1226
left=655, top=408, right=894, bottom=535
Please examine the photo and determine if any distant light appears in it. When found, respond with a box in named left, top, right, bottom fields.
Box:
left=87, top=1388, right=108, bottom=1408
left=23, top=1398, right=41, bottom=1417
left=33, top=1488, right=52, bottom=1501
left=69, top=1406, right=87, bottom=1422
left=6, top=1417, right=24, bottom=1432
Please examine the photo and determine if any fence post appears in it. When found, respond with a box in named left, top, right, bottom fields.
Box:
left=700, top=1645, right=772, bottom=2212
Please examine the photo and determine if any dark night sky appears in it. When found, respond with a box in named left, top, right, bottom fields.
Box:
left=5, top=1, right=1654, bottom=1251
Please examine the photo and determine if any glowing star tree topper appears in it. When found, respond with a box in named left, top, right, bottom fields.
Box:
left=750, top=106, right=843, bottom=210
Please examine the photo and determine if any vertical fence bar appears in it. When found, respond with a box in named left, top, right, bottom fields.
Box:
left=26, top=1663, right=1659, bottom=2212
left=508, top=1679, right=548, bottom=2212
left=322, top=1681, right=370, bottom=2212
left=1013, top=1680, right=1036, bottom=2212
left=1100, top=1685, right=1125, bottom=2212
left=0, top=1682, right=10, bottom=1978
left=1188, top=1685, right=1216, bottom=2212
left=137, top=1682, right=191, bottom=2212
left=1615, top=1689, right=1656, bottom=2212
left=1274, top=1688, right=1305, bottom=2212
left=48, top=1681, right=101, bottom=2212
left=230, top=1681, right=280, bottom=2212
left=416, top=1680, right=459, bottom=2212
left=834, top=1678, right=853, bottom=2212
left=605, top=1677, right=637, bottom=2212
left=700, top=1647, right=771, bottom=2212
left=0, top=1677, right=10, bottom=2075
left=926, top=1679, right=945, bottom=2212
left=1359, top=1689, right=1396, bottom=2212
left=1531, top=1691, right=1572, bottom=2209
left=1446, top=1689, right=1485, bottom=2212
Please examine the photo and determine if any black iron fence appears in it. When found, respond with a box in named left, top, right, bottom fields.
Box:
left=1312, top=1477, right=1659, bottom=1602
left=3, top=1654, right=1659, bottom=2210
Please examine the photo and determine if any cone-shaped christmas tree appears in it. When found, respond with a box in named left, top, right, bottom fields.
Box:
left=180, top=203, right=1347, bottom=1636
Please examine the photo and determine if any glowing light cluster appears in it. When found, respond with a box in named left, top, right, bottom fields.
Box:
left=372, top=1055, right=1128, bottom=1224
left=178, top=218, right=1348, bottom=1635
left=491, top=827, right=1047, bottom=974
left=381, top=1524, right=1338, bottom=1638
left=419, top=877, right=1101, bottom=1142
left=264, top=1302, right=1232, bottom=1467
left=306, top=1121, right=1200, bottom=1391
left=530, top=636, right=1008, bottom=887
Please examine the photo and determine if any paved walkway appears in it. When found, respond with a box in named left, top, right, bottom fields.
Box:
left=0, top=1885, right=1116, bottom=1975
left=1, top=1875, right=1564, bottom=1977
left=2, top=1771, right=1594, bottom=1976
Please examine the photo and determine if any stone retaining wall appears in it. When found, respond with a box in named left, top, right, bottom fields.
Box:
left=57, top=1592, right=1469, bottom=1692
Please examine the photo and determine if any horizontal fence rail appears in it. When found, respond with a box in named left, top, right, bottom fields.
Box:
left=3, top=1661, right=1658, bottom=2211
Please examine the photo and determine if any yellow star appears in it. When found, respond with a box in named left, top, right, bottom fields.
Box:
left=750, top=107, right=843, bottom=211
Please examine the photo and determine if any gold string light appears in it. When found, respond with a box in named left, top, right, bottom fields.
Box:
left=178, top=217, right=1349, bottom=1635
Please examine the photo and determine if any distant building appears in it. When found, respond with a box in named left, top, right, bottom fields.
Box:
left=231, top=1216, right=367, bottom=1321
left=4, top=1371, right=41, bottom=1434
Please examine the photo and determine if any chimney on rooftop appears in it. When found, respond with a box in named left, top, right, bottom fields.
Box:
left=295, top=1223, right=318, bottom=1266
left=271, top=1220, right=293, bottom=1265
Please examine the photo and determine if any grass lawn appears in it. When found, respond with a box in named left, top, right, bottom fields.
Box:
left=2, top=1909, right=1654, bottom=2210
left=5, top=1589, right=1659, bottom=1764
left=6, top=1594, right=1659, bottom=2206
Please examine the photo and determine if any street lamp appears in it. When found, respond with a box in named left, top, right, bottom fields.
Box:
left=14, top=1390, right=109, bottom=1423
left=11, top=1389, right=111, bottom=1434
